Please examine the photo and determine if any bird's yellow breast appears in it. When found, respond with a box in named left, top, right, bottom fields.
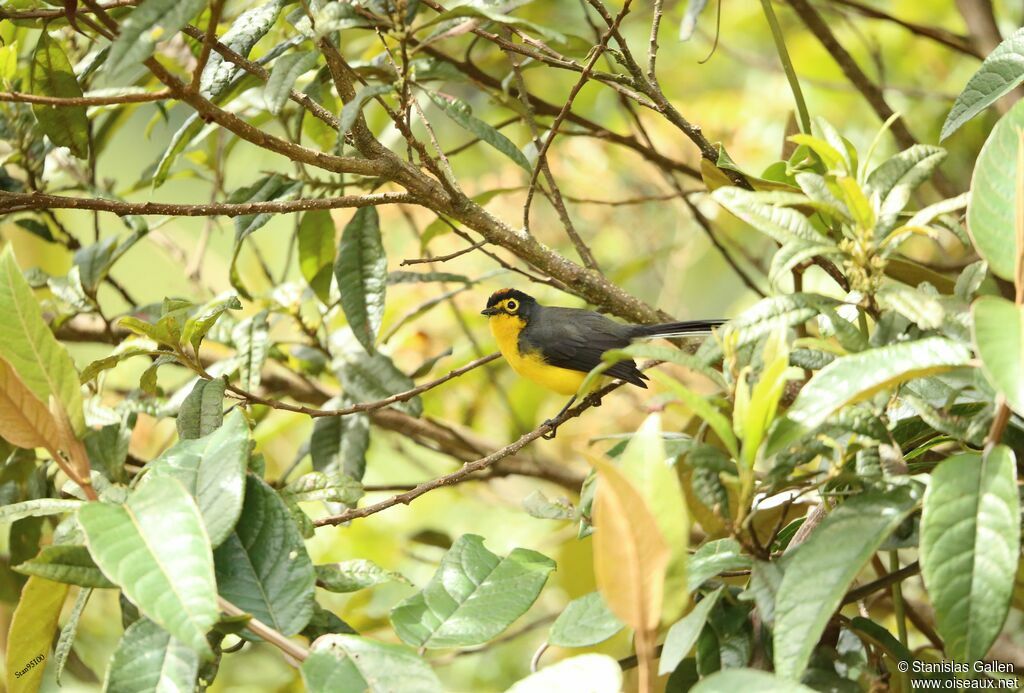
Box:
left=488, top=313, right=587, bottom=396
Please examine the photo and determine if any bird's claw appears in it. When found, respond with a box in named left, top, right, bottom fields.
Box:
left=541, top=419, right=559, bottom=439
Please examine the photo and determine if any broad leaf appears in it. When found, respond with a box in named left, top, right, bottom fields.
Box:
left=506, top=654, right=622, bottom=693
left=711, top=187, right=821, bottom=244
left=864, top=145, right=947, bottom=236
left=773, top=337, right=971, bottom=451
left=773, top=487, right=919, bottom=679
left=265, top=51, right=319, bottom=115
left=105, top=618, right=200, bottom=693
left=548, top=591, right=623, bottom=648
left=335, top=207, right=387, bottom=353
left=105, top=0, right=206, bottom=78
left=0, top=247, right=85, bottom=434
left=340, top=84, right=393, bottom=134
left=229, top=177, right=303, bottom=299
left=967, top=98, right=1024, bottom=281
left=145, top=409, right=249, bottom=547
left=281, top=470, right=363, bottom=505
left=687, top=539, right=751, bottom=591
left=659, top=587, right=724, bottom=675
left=301, top=634, right=442, bottom=693
left=390, top=534, right=555, bottom=648
left=590, top=457, right=669, bottom=638
left=5, top=576, right=69, bottom=692
left=942, top=28, right=1024, bottom=140
left=298, top=210, right=336, bottom=304
left=920, top=448, right=1020, bottom=662
left=182, top=294, right=242, bottom=354
left=214, top=475, right=316, bottom=636
left=54, top=587, right=90, bottom=685
left=972, top=295, right=1024, bottom=415
left=176, top=377, right=226, bottom=440
left=0, top=356, right=58, bottom=451
left=78, top=477, right=218, bottom=656
left=14, top=544, right=114, bottom=588
left=30, top=33, right=89, bottom=158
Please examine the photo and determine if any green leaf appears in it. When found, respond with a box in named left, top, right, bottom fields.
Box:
left=310, top=400, right=370, bottom=481
left=281, top=470, right=364, bottom=505
left=117, top=315, right=177, bottom=347
left=176, top=378, right=226, bottom=440
left=30, top=32, right=89, bottom=159
left=506, top=654, right=622, bottom=693
left=972, top=295, right=1024, bottom=415
left=105, top=618, right=200, bottom=693
left=340, top=84, right=393, bottom=134
left=229, top=176, right=303, bottom=299
left=773, top=487, right=919, bottom=680
left=0, top=498, right=81, bottom=524
left=656, top=377, right=738, bottom=460
left=659, top=587, right=724, bottom=675
left=4, top=576, right=69, bottom=692
left=153, top=113, right=203, bottom=188
left=182, top=294, right=242, bottom=354
left=427, top=92, right=531, bottom=172
left=920, top=448, right=1020, bottom=662
left=14, top=544, right=114, bottom=588
left=548, top=591, right=624, bottom=648
left=687, top=539, right=751, bottom=591
left=78, top=477, right=218, bottom=656
left=773, top=337, right=971, bottom=451
left=692, top=669, right=816, bottom=693
left=200, top=0, right=286, bottom=98
left=679, top=0, right=710, bottom=40
left=339, top=351, right=422, bottom=417
left=214, top=475, right=316, bottom=636
left=315, top=559, right=409, bottom=593
left=0, top=247, right=86, bottom=435
left=73, top=236, right=119, bottom=294
left=105, top=0, right=206, bottom=78
left=768, top=239, right=843, bottom=290
left=145, top=409, right=249, bottom=547
left=390, top=534, right=555, bottom=648
left=711, top=187, right=821, bottom=244
left=967, top=98, right=1024, bottom=281
left=298, top=210, right=336, bottom=304
left=54, top=587, right=91, bottom=685
left=301, top=634, right=442, bottom=693
left=335, top=207, right=387, bottom=354
left=942, top=28, right=1024, bottom=140
left=864, top=145, right=947, bottom=236
left=233, top=310, right=270, bottom=392
left=266, top=51, right=319, bottom=115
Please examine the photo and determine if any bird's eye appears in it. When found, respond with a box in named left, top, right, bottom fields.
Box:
left=506, top=299, right=518, bottom=312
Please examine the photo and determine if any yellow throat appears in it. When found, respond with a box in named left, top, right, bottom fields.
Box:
left=488, top=313, right=587, bottom=396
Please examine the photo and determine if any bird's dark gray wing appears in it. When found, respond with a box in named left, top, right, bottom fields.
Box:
left=520, top=308, right=648, bottom=387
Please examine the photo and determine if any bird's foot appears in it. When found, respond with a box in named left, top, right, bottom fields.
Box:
left=541, top=419, right=559, bottom=439
left=585, top=393, right=603, bottom=408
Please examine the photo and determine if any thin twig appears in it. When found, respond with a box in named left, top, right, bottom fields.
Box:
left=0, top=90, right=171, bottom=106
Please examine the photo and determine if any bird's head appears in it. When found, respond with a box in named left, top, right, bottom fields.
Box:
left=481, top=289, right=537, bottom=322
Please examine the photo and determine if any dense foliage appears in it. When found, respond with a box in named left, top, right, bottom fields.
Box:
left=0, top=0, right=1023, bottom=691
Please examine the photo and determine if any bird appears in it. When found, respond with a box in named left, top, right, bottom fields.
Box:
left=481, top=288, right=725, bottom=437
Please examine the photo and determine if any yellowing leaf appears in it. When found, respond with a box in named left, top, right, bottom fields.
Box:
left=0, top=357, right=58, bottom=451
left=6, top=576, right=70, bottom=692
left=591, top=456, right=668, bottom=636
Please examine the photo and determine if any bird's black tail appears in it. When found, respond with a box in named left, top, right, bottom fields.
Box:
left=629, top=319, right=726, bottom=339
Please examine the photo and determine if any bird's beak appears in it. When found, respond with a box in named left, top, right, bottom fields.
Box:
left=480, top=307, right=500, bottom=316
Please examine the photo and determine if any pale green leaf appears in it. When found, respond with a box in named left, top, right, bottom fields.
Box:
left=54, top=587, right=91, bottom=685
left=315, top=559, right=409, bottom=593
left=105, top=0, right=206, bottom=78
left=0, top=498, right=81, bottom=524
left=4, top=576, right=69, bottom=692
left=233, top=310, right=269, bottom=392
left=339, top=351, right=422, bottom=417
left=659, top=587, right=724, bottom=675
left=200, top=0, right=286, bottom=98
left=390, top=534, right=555, bottom=648
left=972, top=295, right=1024, bottom=415
left=145, top=409, right=249, bottom=547
left=266, top=51, right=318, bottom=115
left=506, top=654, right=622, bottom=693
left=548, top=591, right=624, bottom=648
left=298, top=210, right=336, bottom=304
left=301, top=634, right=442, bottom=693
left=175, top=377, right=226, bottom=440
left=340, top=84, right=393, bottom=134
left=711, top=187, right=821, bottom=244
left=14, top=544, right=114, bottom=588
left=920, top=448, right=1020, bottom=662
left=692, top=669, right=816, bottom=692
left=310, top=398, right=370, bottom=481
left=104, top=618, right=200, bottom=693
left=427, top=92, right=531, bottom=172
left=773, top=487, right=919, bottom=679
left=30, top=33, right=89, bottom=158
left=942, top=28, right=1024, bottom=140
left=78, top=477, right=218, bottom=656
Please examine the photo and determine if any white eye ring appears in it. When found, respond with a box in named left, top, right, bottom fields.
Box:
left=506, top=299, right=518, bottom=312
